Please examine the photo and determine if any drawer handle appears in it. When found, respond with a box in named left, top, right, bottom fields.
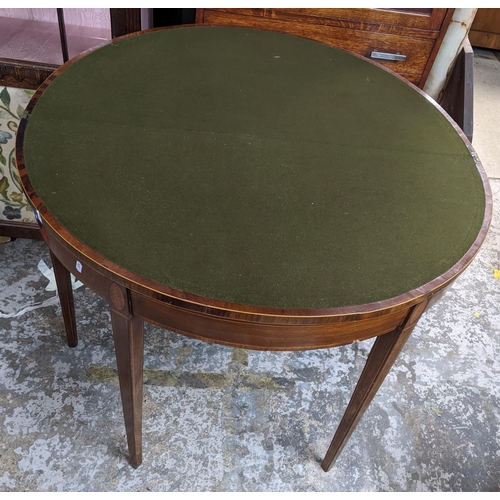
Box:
left=370, top=51, right=407, bottom=62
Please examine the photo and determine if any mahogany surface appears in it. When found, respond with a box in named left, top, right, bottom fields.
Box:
left=15, top=26, right=491, bottom=470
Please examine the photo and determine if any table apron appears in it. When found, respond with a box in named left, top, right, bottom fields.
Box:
left=45, top=225, right=416, bottom=351
left=130, top=291, right=410, bottom=350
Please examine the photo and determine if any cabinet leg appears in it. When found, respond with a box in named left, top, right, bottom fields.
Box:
left=50, top=249, right=77, bottom=347
left=321, top=300, right=429, bottom=472
left=110, top=293, right=144, bottom=468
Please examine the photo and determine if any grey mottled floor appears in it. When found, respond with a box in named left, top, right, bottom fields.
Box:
left=0, top=51, right=499, bottom=492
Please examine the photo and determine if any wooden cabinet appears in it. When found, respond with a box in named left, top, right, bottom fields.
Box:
left=195, top=8, right=454, bottom=88
left=469, top=8, right=500, bottom=50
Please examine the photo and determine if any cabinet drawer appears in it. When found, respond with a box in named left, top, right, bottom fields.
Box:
left=272, top=8, right=447, bottom=32
left=199, top=10, right=433, bottom=84
left=214, top=8, right=446, bottom=34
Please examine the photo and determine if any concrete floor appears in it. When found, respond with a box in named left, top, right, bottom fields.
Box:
left=473, top=48, right=500, bottom=179
left=1, top=50, right=500, bottom=492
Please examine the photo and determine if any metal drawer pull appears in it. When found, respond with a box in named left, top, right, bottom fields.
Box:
left=370, top=51, right=407, bottom=61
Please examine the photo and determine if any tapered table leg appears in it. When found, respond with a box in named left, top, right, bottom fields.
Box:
left=321, top=299, right=429, bottom=472
left=109, top=283, right=144, bottom=468
left=50, top=249, right=78, bottom=347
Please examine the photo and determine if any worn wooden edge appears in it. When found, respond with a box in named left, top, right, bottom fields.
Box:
left=15, top=24, right=493, bottom=322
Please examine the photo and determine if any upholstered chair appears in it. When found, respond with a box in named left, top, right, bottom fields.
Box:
left=0, top=86, right=41, bottom=240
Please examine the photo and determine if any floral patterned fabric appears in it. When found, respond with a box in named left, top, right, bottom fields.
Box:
left=0, top=86, right=36, bottom=223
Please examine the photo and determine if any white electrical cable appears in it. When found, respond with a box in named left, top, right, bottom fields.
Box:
left=0, top=259, right=83, bottom=319
left=0, top=295, right=60, bottom=319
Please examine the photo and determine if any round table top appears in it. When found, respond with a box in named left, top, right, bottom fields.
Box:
left=22, top=26, right=488, bottom=310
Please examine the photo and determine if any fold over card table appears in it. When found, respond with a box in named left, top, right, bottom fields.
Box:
left=17, top=26, right=491, bottom=470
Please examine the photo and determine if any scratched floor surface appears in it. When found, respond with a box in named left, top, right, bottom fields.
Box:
left=0, top=52, right=499, bottom=492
